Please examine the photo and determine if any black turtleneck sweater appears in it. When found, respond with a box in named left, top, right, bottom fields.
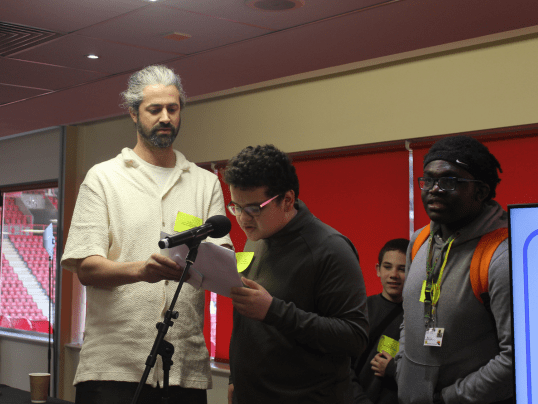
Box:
left=229, top=200, right=369, bottom=404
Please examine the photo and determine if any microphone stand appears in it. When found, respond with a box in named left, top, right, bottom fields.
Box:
left=131, top=238, right=202, bottom=404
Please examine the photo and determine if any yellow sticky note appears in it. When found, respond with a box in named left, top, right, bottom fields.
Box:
left=377, top=335, right=400, bottom=358
left=236, top=252, right=254, bottom=273
left=420, top=280, right=427, bottom=303
left=174, top=212, right=203, bottom=233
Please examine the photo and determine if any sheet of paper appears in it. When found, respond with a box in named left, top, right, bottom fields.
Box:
left=161, top=232, right=243, bottom=297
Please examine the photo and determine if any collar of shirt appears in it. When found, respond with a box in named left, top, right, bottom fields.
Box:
left=121, top=147, right=191, bottom=172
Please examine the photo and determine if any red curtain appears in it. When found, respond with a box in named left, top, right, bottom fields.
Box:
left=412, top=146, right=434, bottom=231
left=203, top=292, right=211, bottom=355
left=482, top=135, right=538, bottom=208
left=293, top=149, right=410, bottom=296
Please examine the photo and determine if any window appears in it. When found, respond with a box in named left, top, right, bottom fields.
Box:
left=0, top=187, right=58, bottom=334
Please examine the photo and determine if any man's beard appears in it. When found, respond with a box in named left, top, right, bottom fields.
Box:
left=137, top=119, right=181, bottom=149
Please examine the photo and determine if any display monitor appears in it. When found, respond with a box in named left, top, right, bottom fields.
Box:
left=508, top=203, right=538, bottom=404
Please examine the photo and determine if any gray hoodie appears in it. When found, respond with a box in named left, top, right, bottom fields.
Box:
left=395, top=200, right=513, bottom=404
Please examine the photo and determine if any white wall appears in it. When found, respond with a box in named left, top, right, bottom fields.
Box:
left=178, top=34, right=538, bottom=163
left=0, top=335, right=53, bottom=391
left=208, top=370, right=230, bottom=404
left=0, top=127, right=61, bottom=186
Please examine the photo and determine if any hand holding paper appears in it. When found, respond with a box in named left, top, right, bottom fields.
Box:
left=161, top=231, right=243, bottom=297
left=139, top=253, right=185, bottom=283
left=230, top=277, right=273, bottom=321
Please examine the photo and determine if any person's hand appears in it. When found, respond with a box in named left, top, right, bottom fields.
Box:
left=371, top=351, right=393, bottom=377
left=137, top=253, right=185, bottom=283
left=230, top=277, right=273, bottom=321
left=228, top=383, right=234, bottom=404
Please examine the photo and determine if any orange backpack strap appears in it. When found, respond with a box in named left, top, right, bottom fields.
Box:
left=469, top=228, right=508, bottom=303
left=411, top=224, right=431, bottom=260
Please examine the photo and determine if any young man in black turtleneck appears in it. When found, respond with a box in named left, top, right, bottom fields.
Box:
left=224, top=144, right=369, bottom=404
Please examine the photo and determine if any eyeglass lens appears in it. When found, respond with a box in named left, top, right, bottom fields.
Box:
left=228, top=204, right=260, bottom=216
left=419, top=177, right=457, bottom=191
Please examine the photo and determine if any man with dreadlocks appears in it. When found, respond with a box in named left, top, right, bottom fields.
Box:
left=395, top=136, right=513, bottom=404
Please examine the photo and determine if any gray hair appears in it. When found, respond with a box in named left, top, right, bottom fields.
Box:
left=121, top=65, right=187, bottom=113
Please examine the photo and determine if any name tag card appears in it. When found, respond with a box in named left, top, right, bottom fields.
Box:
left=424, top=328, right=444, bottom=347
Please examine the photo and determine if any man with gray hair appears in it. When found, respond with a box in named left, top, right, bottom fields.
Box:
left=62, top=65, right=232, bottom=404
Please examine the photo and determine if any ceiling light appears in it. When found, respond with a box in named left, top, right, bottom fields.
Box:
left=86, top=54, right=99, bottom=59
left=245, top=0, right=304, bottom=11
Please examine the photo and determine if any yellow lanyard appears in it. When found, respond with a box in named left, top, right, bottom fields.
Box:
left=424, top=232, right=456, bottom=326
left=430, top=236, right=455, bottom=305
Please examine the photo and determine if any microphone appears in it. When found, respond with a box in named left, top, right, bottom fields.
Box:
left=158, top=215, right=231, bottom=249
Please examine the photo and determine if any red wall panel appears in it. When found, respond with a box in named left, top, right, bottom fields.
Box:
left=483, top=136, right=538, bottom=208
left=293, top=149, right=410, bottom=297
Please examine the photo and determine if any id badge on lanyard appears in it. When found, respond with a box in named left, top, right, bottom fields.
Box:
left=424, top=328, right=445, bottom=347
left=421, top=233, right=456, bottom=346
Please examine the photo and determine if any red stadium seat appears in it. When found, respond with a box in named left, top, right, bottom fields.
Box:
left=33, top=320, right=52, bottom=334
left=0, top=315, right=12, bottom=328
left=12, top=317, right=33, bottom=331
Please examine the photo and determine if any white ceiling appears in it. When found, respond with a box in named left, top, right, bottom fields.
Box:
left=1, top=0, right=538, bottom=138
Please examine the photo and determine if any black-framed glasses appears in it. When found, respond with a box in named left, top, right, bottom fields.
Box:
left=227, top=194, right=280, bottom=217
left=418, top=177, right=482, bottom=191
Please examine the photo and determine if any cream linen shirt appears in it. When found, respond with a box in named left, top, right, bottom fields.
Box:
left=61, top=148, right=232, bottom=389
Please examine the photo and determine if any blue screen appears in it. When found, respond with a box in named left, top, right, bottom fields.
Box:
left=509, top=205, right=538, bottom=404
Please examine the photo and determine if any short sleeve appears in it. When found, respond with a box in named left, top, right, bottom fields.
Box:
left=61, top=169, right=110, bottom=272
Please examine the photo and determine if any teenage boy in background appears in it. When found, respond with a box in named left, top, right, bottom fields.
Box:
left=351, top=238, right=409, bottom=404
